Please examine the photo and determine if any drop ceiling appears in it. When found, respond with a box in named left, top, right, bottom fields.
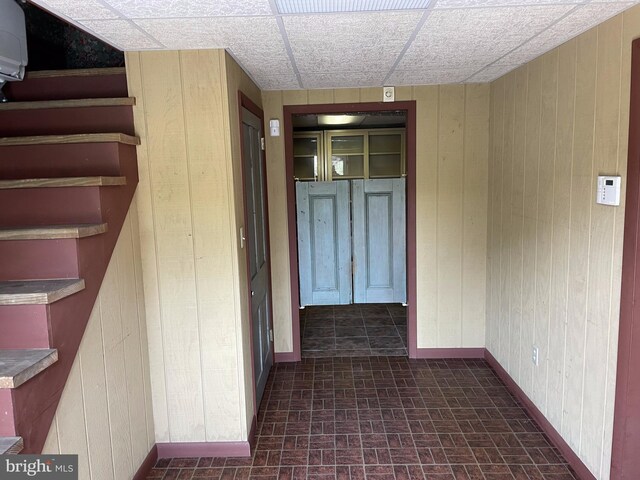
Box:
left=30, top=0, right=637, bottom=90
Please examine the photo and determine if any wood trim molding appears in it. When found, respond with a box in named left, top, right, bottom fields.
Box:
left=484, top=350, right=596, bottom=480
left=282, top=101, right=418, bottom=361
left=132, top=445, right=158, bottom=480
left=156, top=441, right=251, bottom=459
left=611, top=36, right=640, bottom=480
left=414, top=347, right=485, bottom=359
left=274, top=351, right=298, bottom=363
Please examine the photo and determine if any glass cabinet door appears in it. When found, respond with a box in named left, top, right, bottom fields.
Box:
left=293, top=132, right=323, bottom=181
left=368, top=131, right=405, bottom=178
left=327, top=132, right=366, bottom=180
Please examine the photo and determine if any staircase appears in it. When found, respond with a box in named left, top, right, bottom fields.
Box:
left=0, top=68, right=139, bottom=454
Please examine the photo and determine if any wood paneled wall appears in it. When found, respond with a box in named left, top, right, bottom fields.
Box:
left=262, top=85, right=490, bottom=353
left=125, top=50, right=261, bottom=443
left=42, top=198, right=155, bottom=479
left=486, top=7, right=640, bottom=478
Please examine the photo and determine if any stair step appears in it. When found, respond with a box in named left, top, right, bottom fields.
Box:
left=0, top=176, right=126, bottom=190
left=0, top=437, right=23, bottom=454
left=26, top=68, right=126, bottom=79
left=0, top=279, right=85, bottom=305
left=0, top=133, right=140, bottom=147
left=0, top=223, right=107, bottom=240
left=0, top=97, right=135, bottom=112
left=0, top=349, right=58, bottom=388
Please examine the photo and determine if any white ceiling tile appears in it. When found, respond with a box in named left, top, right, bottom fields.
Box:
left=387, top=67, right=480, bottom=84
left=301, top=71, right=387, bottom=89
left=31, top=0, right=120, bottom=20
left=102, top=0, right=272, bottom=18
left=495, top=3, right=634, bottom=65
left=435, top=0, right=583, bottom=8
left=136, top=17, right=295, bottom=85
left=79, top=20, right=162, bottom=49
left=256, top=74, right=302, bottom=90
left=398, top=5, right=574, bottom=70
left=466, top=64, right=518, bottom=82
left=283, top=12, right=423, bottom=73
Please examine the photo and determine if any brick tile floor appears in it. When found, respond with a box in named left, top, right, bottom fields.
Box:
left=147, top=357, right=577, bottom=480
left=301, top=305, right=407, bottom=358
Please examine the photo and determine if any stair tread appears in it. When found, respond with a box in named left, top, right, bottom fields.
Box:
left=0, top=97, right=135, bottom=111
left=0, top=223, right=107, bottom=240
left=0, top=349, right=58, bottom=388
left=0, top=176, right=127, bottom=189
left=26, top=68, right=125, bottom=79
left=0, top=133, right=140, bottom=147
left=0, top=437, right=23, bottom=454
left=0, top=279, right=85, bottom=305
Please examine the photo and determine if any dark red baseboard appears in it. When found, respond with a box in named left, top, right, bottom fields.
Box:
left=133, top=444, right=158, bottom=480
left=156, top=441, right=251, bottom=459
left=274, top=351, right=299, bottom=362
left=484, top=350, right=596, bottom=480
left=414, top=347, right=485, bottom=359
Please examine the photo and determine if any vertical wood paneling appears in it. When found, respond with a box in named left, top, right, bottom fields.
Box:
left=436, top=86, right=465, bottom=346
left=463, top=84, right=489, bottom=346
left=533, top=50, right=558, bottom=411
left=563, top=28, right=597, bottom=450
left=126, top=49, right=260, bottom=445
left=486, top=7, right=639, bottom=477
left=42, top=203, right=155, bottom=480
left=581, top=17, right=622, bottom=473
left=413, top=86, right=439, bottom=348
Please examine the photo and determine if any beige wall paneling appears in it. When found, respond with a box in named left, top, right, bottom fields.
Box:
left=42, top=203, right=155, bottom=480
left=485, top=6, right=640, bottom=476
left=500, top=72, right=515, bottom=376
left=562, top=28, right=597, bottom=453
left=263, top=85, right=489, bottom=352
left=462, top=84, right=489, bottom=346
left=261, top=91, right=292, bottom=353
left=414, top=86, right=439, bottom=348
left=126, top=52, right=170, bottom=441
left=334, top=88, right=361, bottom=103
left=581, top=16, right=622, bottom=475
left=532, top=50, right=558, bottom=412
left=127, top=49, right=259, bottom=444
left=546, top=41, right=576, bottom=432
left=487, top=77, right=504, bottom=360
left=437, top=86, right=465, bottom=346
left=509, top=67, right=527, bottom=380
left=308, top=89, right=334, bottom=104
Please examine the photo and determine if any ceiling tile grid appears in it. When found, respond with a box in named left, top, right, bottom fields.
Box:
left=28, top=0, right=640, bottom=89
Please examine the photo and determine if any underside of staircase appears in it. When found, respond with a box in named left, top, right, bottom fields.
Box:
left=0, top=68, right=139, bottom=454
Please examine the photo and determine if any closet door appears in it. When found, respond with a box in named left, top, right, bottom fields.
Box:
left=296, top=181, right=352, bottom=306
left=352, top=178, right=406, bottom=304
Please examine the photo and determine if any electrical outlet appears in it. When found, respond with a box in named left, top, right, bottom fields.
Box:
left=532, top=346, right=539, bottom=366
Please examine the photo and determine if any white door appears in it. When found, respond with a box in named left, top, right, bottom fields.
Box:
left=352, top=178, right=406, bottom=304
left=296, top=181, right=352, bottom=306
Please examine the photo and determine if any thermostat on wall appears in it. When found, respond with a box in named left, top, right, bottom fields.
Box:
left=597, top=175, right=621, bottom=206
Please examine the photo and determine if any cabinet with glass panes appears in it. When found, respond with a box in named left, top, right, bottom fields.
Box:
left=293, top=128, right=405, bottom=181
left=293, top=132, right=324, bottom=181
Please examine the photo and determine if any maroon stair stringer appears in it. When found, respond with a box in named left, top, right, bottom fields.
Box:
left=6, top=145, right=138, bottom=453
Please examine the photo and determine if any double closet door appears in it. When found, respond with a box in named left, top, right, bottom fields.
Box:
left=296, top=178, right=406, bottom=307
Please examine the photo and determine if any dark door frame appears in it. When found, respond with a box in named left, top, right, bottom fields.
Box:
left=612, top=38, right=640, bottom=479
left=238, top=92, right=275, bottom=428
left=282, top=101, right=417, bottom=361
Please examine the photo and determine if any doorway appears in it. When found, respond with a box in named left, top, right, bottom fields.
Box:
left=239, top=95, right=273, bottom=409
left=283, top=102, right=417, bottom=361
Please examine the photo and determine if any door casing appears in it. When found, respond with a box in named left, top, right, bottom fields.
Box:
left=283, top=101, right=418, bottom=361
